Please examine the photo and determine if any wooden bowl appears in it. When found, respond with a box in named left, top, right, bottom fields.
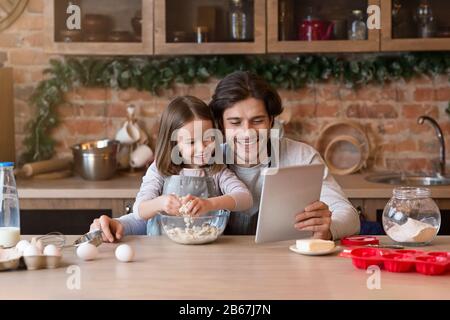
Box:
left=108, top=31, right=133, bottom=42
left=84, top=33, right=108, bottom=42
left=59, top=30, right=83, bottom=42
left=83, top=14, right=112, bottom=34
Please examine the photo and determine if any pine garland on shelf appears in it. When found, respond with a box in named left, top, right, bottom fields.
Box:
left=22, top=52, right=450, bottom=163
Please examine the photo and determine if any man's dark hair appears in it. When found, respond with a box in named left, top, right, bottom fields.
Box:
left=209, top=71, right=283, bottom=129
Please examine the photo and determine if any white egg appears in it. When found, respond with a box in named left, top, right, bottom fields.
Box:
left=30, top=237, right=44, bottom=253
left=43, top=244, right=61, bottom=257
left=76, top=243, right=98, bottom=261
left=15, top=240, right=30, bottom=253
left=115, top=244, right=134, bottom=262
left=23, top=244, right=41, bottom=257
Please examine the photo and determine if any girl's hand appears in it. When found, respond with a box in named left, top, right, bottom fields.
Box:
left=159, top=194, right=182, bottom=216
left=180, top=195, right=213, bottom=216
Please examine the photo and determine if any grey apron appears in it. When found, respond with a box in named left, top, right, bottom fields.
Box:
left=146, top=169, right=220, bottom=235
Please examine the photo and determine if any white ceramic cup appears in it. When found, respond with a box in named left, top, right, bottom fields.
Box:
left=115, top=122, right=140, bottom=144
left=130, top=144, right=154, bottom=168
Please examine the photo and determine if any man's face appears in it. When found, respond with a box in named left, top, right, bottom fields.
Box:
left=222, top=98, right=273, bottom=166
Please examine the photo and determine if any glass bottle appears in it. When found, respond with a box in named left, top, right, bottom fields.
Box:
left=414, top=0, right=436, bottom=38
left=382, top=187, right=440, bottom=246
left=195, top=26, right=209, bottom=43
left=392, top=0, right=414, bottom=39
left=229, top=0, right=248, bottom=41
left=279, top=0, right=294, bottom=41
left=0, top=162, right=21, bottom=248
left=348, top=10, right=367, bottom=40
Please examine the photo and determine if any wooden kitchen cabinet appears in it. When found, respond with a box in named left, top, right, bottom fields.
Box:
left=44, top=0, right=154, bottom=55
left=19, top=198, right=134, bottom=234
left=0, top=67, right=15, bottom=163
left=381, top=0, right=450, bottom=51
left=267, top=0, right=381, bottom=53
left=154, top=0, right=266, bottom=55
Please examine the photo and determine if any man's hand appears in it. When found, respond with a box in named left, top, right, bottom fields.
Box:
left=294, top=201, right=333, bottom=240
left=90, top=215, right=124, bottom=243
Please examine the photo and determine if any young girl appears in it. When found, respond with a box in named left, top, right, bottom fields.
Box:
left=132, top=95, right=253, bottom=235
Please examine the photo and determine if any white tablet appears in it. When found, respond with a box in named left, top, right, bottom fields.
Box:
left=255, top=164, right=325, bottom=243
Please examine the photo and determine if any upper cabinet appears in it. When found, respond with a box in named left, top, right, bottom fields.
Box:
left=44, top=0, right=154, bottom=55
left=267, top=0, right=381, bottom=53
left=154, top=0, right=266, bottom=55
left=43, top=0, right=450, bottom=55
left=381, top=0, right=450, bottom=51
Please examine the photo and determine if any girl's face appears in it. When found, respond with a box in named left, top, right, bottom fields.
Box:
left=177, top=119, right=215, bottom=167
left=222, top=97, right=273, bottom=166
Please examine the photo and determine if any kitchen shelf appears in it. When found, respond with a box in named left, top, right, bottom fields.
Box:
left=44, top=0, right=154, bottom=55
left=154, top=0, right=266, bottom=55
left=381, top=0, right=450, bottom=51
left=267, top=0, right=381, bottom=53
left=43, top=0, right=450, bottom=55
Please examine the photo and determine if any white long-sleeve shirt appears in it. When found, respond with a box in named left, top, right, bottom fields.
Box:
left=118, top=138, right=360, bottom=240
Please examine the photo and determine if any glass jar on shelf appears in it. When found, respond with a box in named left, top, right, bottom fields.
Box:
left=382, top=187, right=441, bottom=247
left=414, top=0, right=436, bottom=38
left=0, top=162, right=21, bottom=248
left=279, top=0, right=294, bottom=41
left=194, top=26, right=209, bottom=43
left=348, top=10, right=367, bottom=40
left=229, top=0, right=249, bottom=41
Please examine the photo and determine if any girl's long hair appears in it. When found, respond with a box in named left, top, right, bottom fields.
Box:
left=155, top=95, right=224, bottom=176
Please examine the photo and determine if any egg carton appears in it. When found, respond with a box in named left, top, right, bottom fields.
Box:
left=340, top=248, right=450, bottom=276
left=0, top=248, right=62, bottom=272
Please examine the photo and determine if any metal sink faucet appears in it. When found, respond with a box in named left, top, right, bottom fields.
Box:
left=417, top=115, right=446, bottom=177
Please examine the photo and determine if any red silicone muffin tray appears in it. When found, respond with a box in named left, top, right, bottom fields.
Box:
left=340, top=248, right=450, bottom=276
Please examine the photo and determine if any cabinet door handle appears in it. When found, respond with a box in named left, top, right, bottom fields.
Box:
left=125, top=204, right=132, bottom=214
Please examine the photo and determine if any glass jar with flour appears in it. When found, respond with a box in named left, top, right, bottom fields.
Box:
left=382, top=187, right=440, bottom=246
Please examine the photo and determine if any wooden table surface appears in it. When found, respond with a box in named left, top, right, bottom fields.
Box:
left=1, top=236, right=450, bottom=300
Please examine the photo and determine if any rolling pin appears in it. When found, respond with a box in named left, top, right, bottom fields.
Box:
left=19, top=158, right=73, bottom=177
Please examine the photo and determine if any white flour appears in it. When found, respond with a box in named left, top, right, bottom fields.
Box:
left=163, top=199, right=219, bottom=244
left=164, top=224, right=219, bottom=244
left=387, top=217, right=438, bottom=243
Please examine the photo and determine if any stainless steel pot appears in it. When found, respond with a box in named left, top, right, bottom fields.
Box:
left=72, top=139, right=120, bottom=181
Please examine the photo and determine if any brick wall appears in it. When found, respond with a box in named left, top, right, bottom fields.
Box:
left=1, top=0, right=449, bottom=173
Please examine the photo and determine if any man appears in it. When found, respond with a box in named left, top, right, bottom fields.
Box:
left=90, top=71, right=360, bottom=241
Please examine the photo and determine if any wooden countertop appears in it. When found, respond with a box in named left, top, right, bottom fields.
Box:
left=334, top=174, right=450, bottom=199
left=1, top=235, right=449, bottom=300
left=17, top=173, right=450, bottom=199
left=17, top=173, right=142, bottom=199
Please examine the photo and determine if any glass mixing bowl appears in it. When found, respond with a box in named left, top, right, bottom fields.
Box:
left=159, top=210, right=230, bottom=245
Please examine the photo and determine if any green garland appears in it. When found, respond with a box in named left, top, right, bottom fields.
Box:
left=22, top=53, right=450, bottom=163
